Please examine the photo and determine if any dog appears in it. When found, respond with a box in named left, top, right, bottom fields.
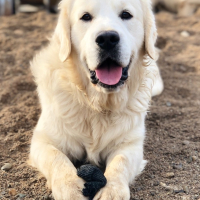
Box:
left=29, top=0, right=163, bottom=199
left=152, top=0, right=200, bottom=16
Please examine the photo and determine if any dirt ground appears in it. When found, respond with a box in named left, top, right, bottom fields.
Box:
left=0, top=9, right=200, bottom=200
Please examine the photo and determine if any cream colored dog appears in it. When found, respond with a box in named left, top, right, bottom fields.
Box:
left=29, top=0, right=163, bottom=199
left=152, top=0, right=200, bottom=16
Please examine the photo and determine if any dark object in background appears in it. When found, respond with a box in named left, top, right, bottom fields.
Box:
left=0, top=0, right=15, bottom=15
left=0, top=0, right=59, bottom=15
left=77, top=164, right=107, bottom=200
left=20, top=0, right=43, bottom=4
left=43, top=0, right=58, bottom=13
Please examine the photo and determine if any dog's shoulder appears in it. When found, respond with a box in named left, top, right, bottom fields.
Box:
left=30, top=41, right=60, bottom=83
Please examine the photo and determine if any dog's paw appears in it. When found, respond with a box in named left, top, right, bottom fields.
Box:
left=93, top=181, right=130, bottom=200
left=51, top=173, right=87, bottom=200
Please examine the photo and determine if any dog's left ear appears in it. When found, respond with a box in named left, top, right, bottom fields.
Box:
left=53, top=2, right=71, bottom=62
left=141, top=0, right=157, bottom=60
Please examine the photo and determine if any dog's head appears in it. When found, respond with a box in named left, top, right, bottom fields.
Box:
left=54, top=0, right=157, bottom=93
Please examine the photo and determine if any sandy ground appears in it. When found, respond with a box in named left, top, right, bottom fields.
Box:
left=0, top=9, right=200, bottom=200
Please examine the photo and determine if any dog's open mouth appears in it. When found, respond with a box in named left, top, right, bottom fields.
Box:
left=90, top=58, right=129, bottom=89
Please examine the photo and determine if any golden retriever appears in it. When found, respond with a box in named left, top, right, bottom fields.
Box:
left=29, top=0, right=163, bottom=199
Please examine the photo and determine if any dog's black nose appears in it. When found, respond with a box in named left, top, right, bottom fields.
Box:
left=96, top=31, right=120, bottom=51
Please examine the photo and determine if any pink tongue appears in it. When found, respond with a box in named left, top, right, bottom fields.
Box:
left=95, top=64, right=122, bottom=85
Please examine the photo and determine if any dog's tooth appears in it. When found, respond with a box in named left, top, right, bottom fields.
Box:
left=90, top=70, right=96, bottom=75
left=90, top=71, right=97, bottom=82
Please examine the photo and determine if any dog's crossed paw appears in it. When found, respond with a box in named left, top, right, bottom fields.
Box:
left=93, top=181, right=130, bottom=200
left=51, top=173, right=87, bottom=200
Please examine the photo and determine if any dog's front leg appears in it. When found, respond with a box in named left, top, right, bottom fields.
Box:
left=29, top=131, right=87, bottom=200
left=94, top=143, right=145, bottom=200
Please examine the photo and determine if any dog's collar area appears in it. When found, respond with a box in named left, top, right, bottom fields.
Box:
left=89, top=66, right=129, bottom=89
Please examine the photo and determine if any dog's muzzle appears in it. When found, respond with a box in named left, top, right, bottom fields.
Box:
left=89, top=31, right=129, bottom=90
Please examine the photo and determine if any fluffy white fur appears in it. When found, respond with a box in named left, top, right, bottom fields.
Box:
left=29, top=0, right=163, bottom=199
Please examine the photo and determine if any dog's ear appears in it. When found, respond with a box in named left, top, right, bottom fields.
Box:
left=53, top=2, right=71, bottom=62
left=141, top=0, right=157, bottom=60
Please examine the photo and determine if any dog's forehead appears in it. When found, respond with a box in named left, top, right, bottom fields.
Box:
left=68, top=0, right=143, bottom=17
left=71, top=0, right=141, bottom=7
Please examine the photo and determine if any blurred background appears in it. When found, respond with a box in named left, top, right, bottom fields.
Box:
left=0, top=0, right=59, bottom=15
left=0, top=0, right=200, bottom=200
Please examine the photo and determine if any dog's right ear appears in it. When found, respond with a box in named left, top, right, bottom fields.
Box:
left=53, top=2, right=71, bottom=62
left=141, top=0, right=157, bottom=60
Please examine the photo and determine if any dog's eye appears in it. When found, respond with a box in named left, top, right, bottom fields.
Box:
left=120, top=11, right=133, bottom=20
left=81, top=13, right=92, bottom=21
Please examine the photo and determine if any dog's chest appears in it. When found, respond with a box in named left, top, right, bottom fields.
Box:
left=55, top=91, right=141, bottom=164
left=62, top=108, right=137, bottom=165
